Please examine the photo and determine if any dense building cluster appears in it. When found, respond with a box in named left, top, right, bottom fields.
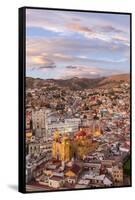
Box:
left=25, top=80, right=130, bottom=191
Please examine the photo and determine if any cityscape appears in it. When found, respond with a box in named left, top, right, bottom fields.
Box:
left=25, top=74, right=131, bottom=191
left=25, top=9, right=131, bottom=191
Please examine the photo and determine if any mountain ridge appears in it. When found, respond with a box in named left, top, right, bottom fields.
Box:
left=26, top=73, right=130, bottom=90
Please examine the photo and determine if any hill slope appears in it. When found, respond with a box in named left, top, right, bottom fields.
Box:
left=26, top=74, right=130, bottom=90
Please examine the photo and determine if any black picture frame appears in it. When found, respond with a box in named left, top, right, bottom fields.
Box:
left=19, top=6, right=132, bottom=193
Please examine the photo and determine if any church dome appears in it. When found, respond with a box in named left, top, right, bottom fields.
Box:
left=75, top=130, right=87, bottom=138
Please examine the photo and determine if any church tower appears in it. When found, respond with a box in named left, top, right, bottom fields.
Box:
left=52, top=129, right=60, bottom=160
left=92, top=116, right=101, bottom=137
left=52, top=130, right=72, bottom=161
left=61, top=135, right=71, bottom=161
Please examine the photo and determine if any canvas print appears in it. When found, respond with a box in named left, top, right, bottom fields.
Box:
left=21, top=7, right=131, bottom=192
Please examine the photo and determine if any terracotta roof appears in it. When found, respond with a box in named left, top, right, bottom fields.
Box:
left=67, top=164, right=81, bottom=174
left=49, top=175, right=63, bottom=181
left=75, top=130, right=87, bottom=137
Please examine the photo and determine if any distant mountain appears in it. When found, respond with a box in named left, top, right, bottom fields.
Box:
left=26, top=74, right=130, bottom=90
left=98, top=74, right=130, bottom=88
left=100, top=74, right=130, bottom=83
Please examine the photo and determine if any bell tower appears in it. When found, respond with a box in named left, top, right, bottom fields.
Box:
left=92, top=116, right=101, bottom=137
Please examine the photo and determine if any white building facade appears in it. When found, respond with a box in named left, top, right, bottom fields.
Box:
left=32, top=108, right=81, bottom=138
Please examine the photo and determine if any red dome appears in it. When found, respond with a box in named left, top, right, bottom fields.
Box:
left=75, top=130, right=87, bottom=137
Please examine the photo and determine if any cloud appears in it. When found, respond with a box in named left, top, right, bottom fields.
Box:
left=98, top=25, right=125, bottom=34
left=71, top=17, right=81, bottom=22
left=54, top=65, right=105, bottom=80
left=26, top=9, right=129, bottom=45
left=26, top=36, right=129, bottom=68
left=38, top=65, right=56, bottom=70
left=38, top=60, right=56, bottom=70
left=55, top=64, right=125, bottom=80
left=26, top=9, right=130, bottom=79
left=53, top=53, right=74, bottom=61
left=67, top=22, right=93, bottom=34
left=66, top=65, right=77, bottom=69
left=27, top=53, right=56, bottom=70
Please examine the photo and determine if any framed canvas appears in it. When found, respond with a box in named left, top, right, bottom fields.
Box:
left=19, top=6, right=132, bottom=193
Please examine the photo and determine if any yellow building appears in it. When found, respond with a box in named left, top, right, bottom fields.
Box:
left=91, top=119, right=102, bottom=137
left=26, top=130, right=32, bottom=139
left=93, top=127, right=101, bottom=137
left=52, top=129, right=98, bottom=161
left=112, top=165, right=123, bottom=183
left=52, top=130, right=72, bottom=161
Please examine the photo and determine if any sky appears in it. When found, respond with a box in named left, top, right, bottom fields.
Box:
left=26, top=9, right=130, bottom=80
